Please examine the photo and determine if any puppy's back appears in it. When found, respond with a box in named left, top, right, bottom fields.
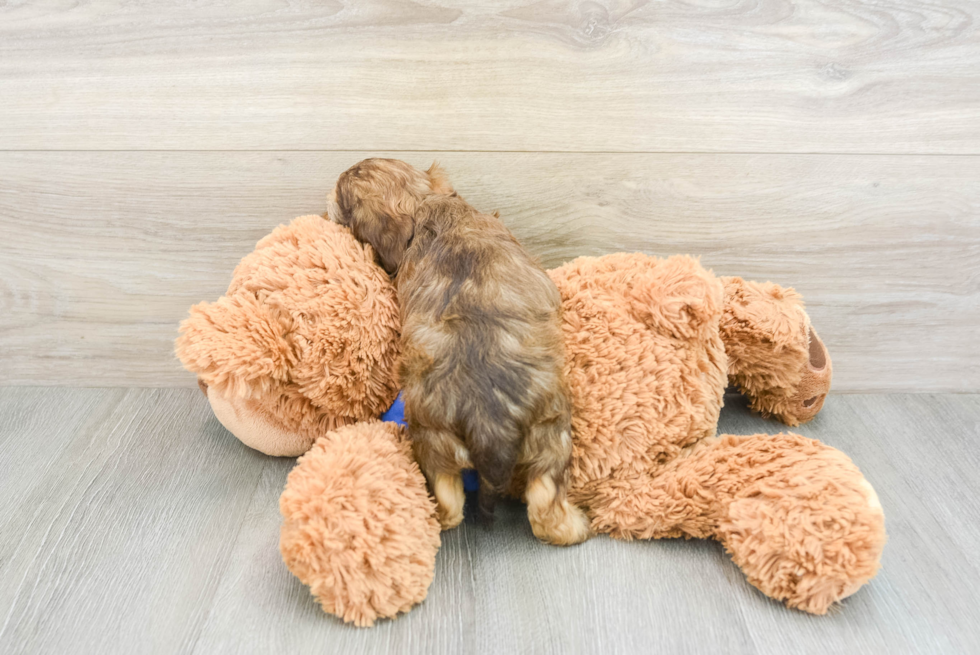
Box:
left=398, top=197, right=567, bottom=507
left=400, top=196, right=560, bottom=321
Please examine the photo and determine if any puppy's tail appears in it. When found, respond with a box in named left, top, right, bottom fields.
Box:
left=466, top=425, right=521, bottom=525
left=476, top=477, right=500, bottom=525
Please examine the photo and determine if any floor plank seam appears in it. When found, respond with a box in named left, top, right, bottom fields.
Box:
left=184, top=452, right=270, bottom=655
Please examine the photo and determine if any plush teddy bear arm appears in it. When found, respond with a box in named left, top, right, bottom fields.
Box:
left=279, top=421, right=441, bottom=626
left=719, top=276, right=832, bottom=426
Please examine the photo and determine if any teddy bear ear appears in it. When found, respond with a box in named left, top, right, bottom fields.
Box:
left=175, top=293, right=294, bottom=399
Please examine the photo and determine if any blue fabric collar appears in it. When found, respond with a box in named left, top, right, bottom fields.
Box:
left=380, top=391, right=479, bottom=492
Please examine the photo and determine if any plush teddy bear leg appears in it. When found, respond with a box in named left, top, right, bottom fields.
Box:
left=713, top=433, right=885, bottom=614
left=719, top=277, right=832, bottom=426
left=279, top=421, right=441, bottom=626
left=586, top=433, right=885, bottom=614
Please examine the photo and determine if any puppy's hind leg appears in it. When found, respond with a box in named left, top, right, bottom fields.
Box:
left=523, top=420, right=592, bottom=546
left=411, top=426, right=469, bottom=530
left=526, top=474, right=592, bottom=546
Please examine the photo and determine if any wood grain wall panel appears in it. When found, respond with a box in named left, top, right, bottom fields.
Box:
left=2, top=151, right=976, bottom=390
left=0, top=0, right=978, bottom=152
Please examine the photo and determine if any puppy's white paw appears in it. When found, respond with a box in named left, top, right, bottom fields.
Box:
left=434, top=473, right=465, bottom=530
left=526, top=477, right=592, bottom=546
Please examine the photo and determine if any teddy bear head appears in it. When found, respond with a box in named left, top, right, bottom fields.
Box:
left=175, top=215, right=401, bottom=456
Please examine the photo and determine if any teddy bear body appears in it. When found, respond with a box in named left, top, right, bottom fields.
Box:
left=551, top=253, right=728, bottom=533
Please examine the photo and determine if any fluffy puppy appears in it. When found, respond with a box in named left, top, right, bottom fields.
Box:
left=328, top=158, right=590, bottom=546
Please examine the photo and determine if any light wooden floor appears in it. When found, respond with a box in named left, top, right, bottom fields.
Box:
left=0, top=389, right=977, bottom=655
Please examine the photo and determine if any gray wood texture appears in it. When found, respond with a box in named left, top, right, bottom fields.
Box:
left=1, top=388, right=977, bottom=654
left=1, top=0, right=979, bottom=152
left=2, top=152, right=978, bottom=391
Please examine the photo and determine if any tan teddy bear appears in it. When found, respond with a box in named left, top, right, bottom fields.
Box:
left=176, top=214, right=883, bottom=626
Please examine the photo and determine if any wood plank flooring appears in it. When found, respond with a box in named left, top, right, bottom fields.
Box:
left=1, top=388, right=977, bottom=655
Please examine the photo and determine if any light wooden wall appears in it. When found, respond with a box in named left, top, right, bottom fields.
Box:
left=1, top=1, right=978, bottom=391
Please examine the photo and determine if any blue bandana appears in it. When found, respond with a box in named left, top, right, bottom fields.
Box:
left=381, top=391, right=479, bottom=492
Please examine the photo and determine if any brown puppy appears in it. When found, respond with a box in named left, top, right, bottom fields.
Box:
left=328, top=158, right=590, bottom=546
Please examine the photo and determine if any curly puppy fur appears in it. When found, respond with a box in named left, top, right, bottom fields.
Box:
left=330, top=158, right=590, bottom=546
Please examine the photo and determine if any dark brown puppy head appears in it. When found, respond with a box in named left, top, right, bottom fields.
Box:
left=327, top=158, right=454, bottom=275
